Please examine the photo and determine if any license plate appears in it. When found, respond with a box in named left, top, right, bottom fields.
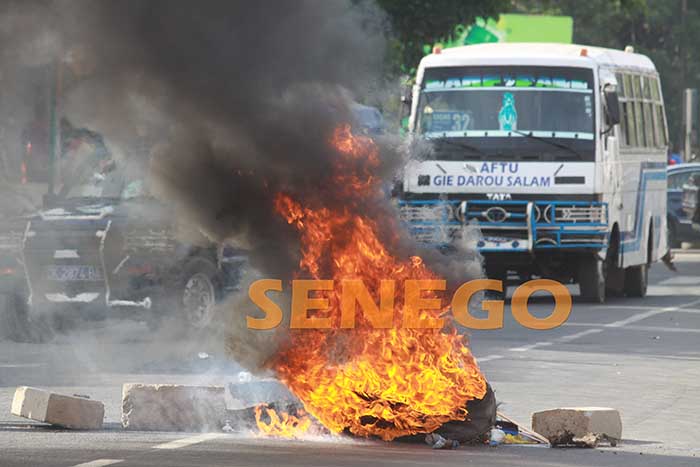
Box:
left=483, top=236, right=512, bottom=244
left=46, top=265, right=103, bottom=282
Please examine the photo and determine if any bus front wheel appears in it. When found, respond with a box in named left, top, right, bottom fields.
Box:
left=578, top=256, right=606, bottom=303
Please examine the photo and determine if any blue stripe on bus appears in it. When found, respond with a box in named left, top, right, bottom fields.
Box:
left=620, top=165, right=666, bottom=253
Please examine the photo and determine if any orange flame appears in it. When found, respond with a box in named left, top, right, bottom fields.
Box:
left=269, top=124, right=486, bottom=441
left=254, top=404, right=313, bottom=439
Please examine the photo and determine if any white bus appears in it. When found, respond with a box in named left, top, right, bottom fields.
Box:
left=398, top=43, right=668, bottom=302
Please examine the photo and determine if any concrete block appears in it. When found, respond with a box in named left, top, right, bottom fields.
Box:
left=225, top=380, right=298, bottom=410
left=11, top=386, right=104, bottom=429
left=532, top=407, right=622, bottom=445
left=122, top=384, right=226, bottom=432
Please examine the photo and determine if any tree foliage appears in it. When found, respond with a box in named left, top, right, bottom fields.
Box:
left=376, top=0, right=509, bottom=74
left=511, top=0, right=700, bottom=149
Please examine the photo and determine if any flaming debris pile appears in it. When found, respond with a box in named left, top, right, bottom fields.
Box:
left=269, top=126, right=487, bottom=440
left=254, top=404, right=313, bottom=439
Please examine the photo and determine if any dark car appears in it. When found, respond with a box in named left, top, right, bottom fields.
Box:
left=18, top=165, right=246, bottom=336
left=667, top=163, right=700, bottom=247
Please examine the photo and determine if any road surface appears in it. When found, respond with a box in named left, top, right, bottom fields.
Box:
left=1, top=252, right=699, bottom=466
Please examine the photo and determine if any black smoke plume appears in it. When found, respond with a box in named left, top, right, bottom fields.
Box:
left=0, top=0, right=481, bottom=370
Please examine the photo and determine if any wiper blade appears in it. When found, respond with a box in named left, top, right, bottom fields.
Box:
left=512, top=130, right=584, bottom=160
left=429, top=137, right=488, bottom=158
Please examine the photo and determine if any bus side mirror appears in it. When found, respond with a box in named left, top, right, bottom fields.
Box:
left=399, top=83, right=416, bottom=135
left=604, top=87, right=621, bottom=126
left=400, top=84, right=412, bottom=109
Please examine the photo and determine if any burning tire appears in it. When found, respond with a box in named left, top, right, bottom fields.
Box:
left=578, top=255, right=606, bottom=303
left=430, top=383, right=496, bottom=444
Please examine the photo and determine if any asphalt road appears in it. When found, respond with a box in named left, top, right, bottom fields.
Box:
left=1, top=252, right=700, bottom=466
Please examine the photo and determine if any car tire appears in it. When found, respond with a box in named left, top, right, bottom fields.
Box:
left=578, top=256, right=606, bottom=303
left=0, top=292, right=30, bottom=342
left=170, top=256, right=221, bottom=332
left=624, top=264, right=648, bottom=298
left=668, top=221, right=681, bottom=249
left=0, top=291, right=53, bottom=343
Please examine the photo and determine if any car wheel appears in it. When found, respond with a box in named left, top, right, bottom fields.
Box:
left=176, top=256, right=221, bottom=331
left=0, top=292, right=30, bottom=342
left=578, top=256, right=606, bottom=303
left=668, top=221, right=681, bottom=249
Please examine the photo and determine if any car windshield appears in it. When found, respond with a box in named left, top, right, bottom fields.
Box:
left=63, top=167, right=147, bottom=200
left=417, top=66, right=596, bottom=161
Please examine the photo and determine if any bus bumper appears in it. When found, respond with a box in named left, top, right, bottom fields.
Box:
left=399, top=199, right=608, bottom=252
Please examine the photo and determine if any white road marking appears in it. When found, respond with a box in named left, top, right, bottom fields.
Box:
left=656, top=276, right=700, bottom=285
left=509, top=329, right=604, bottom=352
left=71, top=460, right=123, bottom=467
left=606, top=298, right=700, bottom=328
left=606, top=308, right=673, bottom=328
left=0, top=363, right=45, bottom=369
left=611, top=324, right=700, bottom=334
left=671, top=308, right=700, bottom=314
left=70, top=432, right=225, bottom=466
left=509, top=342, right=553, bottom=352
left=554, top=328, right=603, bottom=342
left=505, top=298, right=700, bottom=353
left=584, top=305, right=700, bottom=314
left=475, top=354, right=503, bottom=362
left=152, top=433, right=224, bottom=450
left=565, top=322, right=700, bottom=334
left=596, top=305, right=664, bottom=310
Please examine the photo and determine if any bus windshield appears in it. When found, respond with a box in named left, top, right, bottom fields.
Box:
left=417, top=66, right=596, bottom=161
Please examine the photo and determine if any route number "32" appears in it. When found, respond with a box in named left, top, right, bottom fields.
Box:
left=451, top=112, right=472, bottom=131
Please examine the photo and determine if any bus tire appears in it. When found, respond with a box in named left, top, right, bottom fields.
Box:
left=578, top=256, right=606, bottom=303
left=605, top=227, right=624, bottom=296
left=626, top=224, right=652, bottom=298
left=624, top=264, right=648, bottom=298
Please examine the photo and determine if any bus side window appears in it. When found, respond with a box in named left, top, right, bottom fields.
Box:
left=651, top=76, right=668, bottom=147
left=655, top=104, right=667, bottom=147
left=642, top=75, right=653, bottom=99
left=643, top=104, right=655, bottom=147
left=616, top=72, right=628, bottom=146
left=632, top=75, right=645, bottom=147
left=642, top=77, right=656, bottom=147
left=622, top=74, right=637, bottom=147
